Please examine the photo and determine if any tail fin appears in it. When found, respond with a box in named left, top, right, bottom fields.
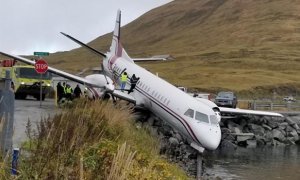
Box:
left=110, top=10, right=132, bottom=62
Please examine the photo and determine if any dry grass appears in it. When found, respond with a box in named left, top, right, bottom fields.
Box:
left=0, top=99, right=188, bottom=179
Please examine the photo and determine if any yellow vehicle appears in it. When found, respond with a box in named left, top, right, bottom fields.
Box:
left=0, top=61, right=52, bottom=100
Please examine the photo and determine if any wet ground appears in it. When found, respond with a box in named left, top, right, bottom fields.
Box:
left=13, top=98, right=59, bottom=147
left=204, top=145, right=300, bottom=180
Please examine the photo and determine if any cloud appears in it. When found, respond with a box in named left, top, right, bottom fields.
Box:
left=0, top=0, right=171, bottom=55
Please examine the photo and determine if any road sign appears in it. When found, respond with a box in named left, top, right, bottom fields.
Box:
left=35, top=59, right=48, bottom=74
left=34, top=52, right=49, bottom=56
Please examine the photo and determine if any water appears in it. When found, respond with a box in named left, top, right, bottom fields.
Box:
left=204, top=145, right=300, bottom=180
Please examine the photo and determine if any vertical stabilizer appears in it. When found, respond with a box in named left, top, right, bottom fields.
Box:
left=110, top=10, right=132, bottom=62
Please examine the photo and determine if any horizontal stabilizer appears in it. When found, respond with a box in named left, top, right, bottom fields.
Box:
left=60, top=32, right=106, bottom=58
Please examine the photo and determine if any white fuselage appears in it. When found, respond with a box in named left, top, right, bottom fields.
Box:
left=102, top=54, right=221, bottom=150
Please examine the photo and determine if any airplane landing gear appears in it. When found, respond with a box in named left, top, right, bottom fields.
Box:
left=197, top=153, right=203, bottom=180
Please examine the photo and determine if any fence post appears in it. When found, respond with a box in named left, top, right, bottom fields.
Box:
left=270, top=102, right=273, bottom=110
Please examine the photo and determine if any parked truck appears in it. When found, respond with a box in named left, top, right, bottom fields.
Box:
left=0, top=59, right=52, bottom=100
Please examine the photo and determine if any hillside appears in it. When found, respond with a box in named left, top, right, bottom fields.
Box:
left=11, top=0, right=300, bottom=96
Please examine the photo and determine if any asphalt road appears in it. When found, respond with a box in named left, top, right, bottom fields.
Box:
left=13, top=98, right=59, bottom=147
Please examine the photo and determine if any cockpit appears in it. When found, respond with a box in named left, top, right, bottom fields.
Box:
left=184, top=108, right=219, bottom=125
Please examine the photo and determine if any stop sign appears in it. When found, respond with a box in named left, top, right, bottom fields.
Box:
left=35, top=59, right=48, bottom=74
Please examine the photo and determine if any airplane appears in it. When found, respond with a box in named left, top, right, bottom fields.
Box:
left=0, top=10, right=283, bottom=153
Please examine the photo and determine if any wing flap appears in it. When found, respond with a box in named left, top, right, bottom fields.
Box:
left=112, top=90, right=136, bottom=104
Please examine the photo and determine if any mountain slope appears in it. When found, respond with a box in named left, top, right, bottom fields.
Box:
left=43, top=0, right=300, bottom=96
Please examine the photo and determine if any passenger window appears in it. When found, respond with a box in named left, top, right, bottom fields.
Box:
left=195, top=111, right=209, bottom=123
left=184, top=109, right=194, bottom=118
left=164, top=98, right=167, bottom=103
left=167, top=100, right=170, bottom=105
left=157, top=94, right=161, bottom=99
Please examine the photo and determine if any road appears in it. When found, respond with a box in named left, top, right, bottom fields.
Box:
left=13, top=98, right=59, bottom=147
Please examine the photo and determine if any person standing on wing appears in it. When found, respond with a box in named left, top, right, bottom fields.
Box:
left=120, top=72, right=128, bottom=92
left=128, top=74, right=140, bottom=94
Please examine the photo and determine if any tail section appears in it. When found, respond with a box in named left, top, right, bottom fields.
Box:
left=110, top=10, right=133, bottom=62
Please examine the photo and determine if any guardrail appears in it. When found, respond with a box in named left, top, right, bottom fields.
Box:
left=238, top=100, right=300, bottom=111
left=0, top=70, right=15, bottom=157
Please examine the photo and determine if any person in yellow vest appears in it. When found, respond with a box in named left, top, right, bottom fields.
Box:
left=65, top=84, right=73, bottom=100
left=120, top=72, right=128, bottom=92
left=62, top=82, right=67, bottom=99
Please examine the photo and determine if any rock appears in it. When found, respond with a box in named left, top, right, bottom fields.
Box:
left=230, top=127, right=242, bottom=134
left=169, top=137, right=179, bottom=147
left=264, top=131, right=273, bottom=142
left=272, top=129, right=285, bottom=142
left=272, top=139, right=286, bottom=146
left=262, top=124, right=272, bottom=131
left=220, top=140, right=237, bottom=151
left=293, top=123, right=300, bottom=130
left=286, top=125, right=294, bottom=132
left=287, top=129, right=299, bottom=141
left=285, top=138, right=296, bottom=145
left=236, top=133, right=254, bottom=142
left=256, top=139, right=265, bottom=147
left=153, top=118, right=163, bottom=126
left=278, top=122, right=288, bottom=130
left=221, top=128, right=231, bottom=134
left=285, top=117, right=296, bottom=125
left=158, top=125, right=173, bottom=137
left=248, top=123, right=265, bottom=136
left=227, top=121, right=238, bottom=130
left=273, top=117, right=285, bottom=124
left=238, top=118, right=248, bottom=128
left=173, top=132, right=183, bottom=143
left=223, top=133, right=235, bottom=141
left=267, top=118, right=279, bottom=129
left=246, top=140, right=257, bottom=148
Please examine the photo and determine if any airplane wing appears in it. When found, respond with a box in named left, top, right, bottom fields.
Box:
left=112, top=90, right=136, bottom=104
left=219, top=107, right=284, bottom=117
left=132, top=57, right=166, bottom=62
left=0, top=52, right=104, bottom=88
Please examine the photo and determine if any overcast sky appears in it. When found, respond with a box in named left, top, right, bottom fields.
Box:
left=0, top=0, right=172, bottom=55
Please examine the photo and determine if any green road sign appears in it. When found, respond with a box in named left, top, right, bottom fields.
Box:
left=34, top=52, right=49, bottom=56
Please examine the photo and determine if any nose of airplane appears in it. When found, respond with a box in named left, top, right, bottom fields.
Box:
left=194, top=124, right=221, bottom=150
left=205, top=126, right=221, bottom=150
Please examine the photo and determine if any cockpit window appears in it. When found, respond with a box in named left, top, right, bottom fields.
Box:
left=210, top=115, right=219, bottom=125
left=195, top=111, right=209, bottom=123
left=184, top=109, right=194, bottom=118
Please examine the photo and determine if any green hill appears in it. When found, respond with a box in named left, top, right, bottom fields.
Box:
left=15, top=0, right=300, bottom=96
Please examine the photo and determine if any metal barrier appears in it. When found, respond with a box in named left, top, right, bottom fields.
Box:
left=242, top=100, right=300, bottom=111
left=0, top=70, right=15, bottom=157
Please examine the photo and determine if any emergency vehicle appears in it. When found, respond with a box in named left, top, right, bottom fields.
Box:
left=0, top=59, right=52, bottom=100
